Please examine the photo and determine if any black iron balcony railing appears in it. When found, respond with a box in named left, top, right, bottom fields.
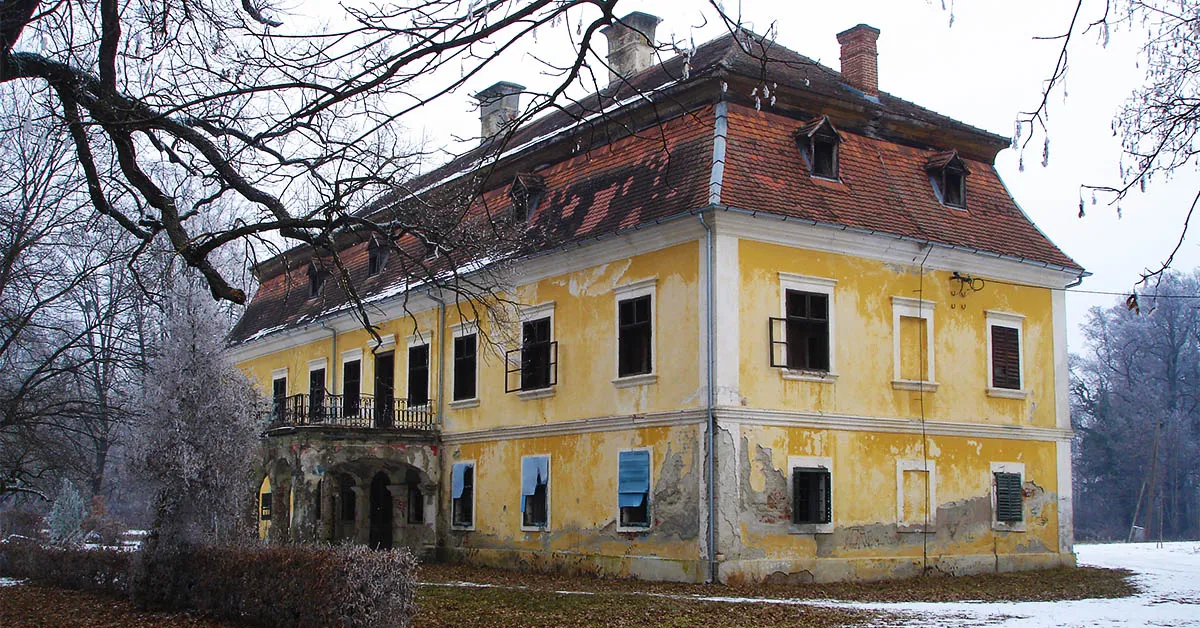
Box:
left=264, top=393, right=437, bottom=432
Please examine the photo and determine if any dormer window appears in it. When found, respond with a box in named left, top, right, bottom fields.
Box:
left=795, top=116, right=841, bottom=180
left=307, top=262, right=328, bottom=298
left=509, top=173, right=546, bottom=221
left=367, top=237, right=388, bottom=277
left=925, top=151, right=970, bottom=209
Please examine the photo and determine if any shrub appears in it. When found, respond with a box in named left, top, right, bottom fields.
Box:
left=0, top=508, right=44, bottom=538
left=45, top=479, right=87, bottom=547
left=133, top=543, right=419, bottom=628
left=0, top=535, right=131, bottom=596
left=82, top=514, right=127, bottom=547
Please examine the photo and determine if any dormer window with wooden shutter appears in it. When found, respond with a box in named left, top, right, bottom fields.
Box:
left=509, top=173, right=546, bottom=221
left=795, top=116, right=841, bottom=180
left=925, top=151, right=970, bottom=209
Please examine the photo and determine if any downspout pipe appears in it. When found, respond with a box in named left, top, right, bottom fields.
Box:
left=320, top=321, right=337, bottom=394
left=698, top=211, right=716, bottom=585
left=425, top=288, right=448, bottom=426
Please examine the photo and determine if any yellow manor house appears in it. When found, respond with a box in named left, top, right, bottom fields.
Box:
left=229, top=15, right=1085, bottom=583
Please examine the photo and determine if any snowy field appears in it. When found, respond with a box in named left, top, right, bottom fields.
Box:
left=838, top=542, right=1200, bottom=627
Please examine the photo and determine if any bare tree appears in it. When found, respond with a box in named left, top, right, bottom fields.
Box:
left=1018, top=0, right=1200, bottom=283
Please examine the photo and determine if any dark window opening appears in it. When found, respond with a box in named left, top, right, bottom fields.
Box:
left=339, top=477, right=356, bottom=522
left=991, top=325, right=1021, bottom=390
left=343, top=360, right=361, bottom=418
left=942, top=170, right=966, bottom=207
left=272, top=377, right=287, bottom=421
left=407, top=484, right=424, bottom=524
left=510, top=174, right=547, bottom=221
left=618, top=296, right=653, bottom=377
left=792, top=468, right=832, bottom=525
left=308, top=368, right=326, bottom=418
left=523, top=482, right=548, bottom=527
left=811, top=136, right=838, bottom=179
left=260, top=493, right=272, bottom=521
left=521, top=318, right=552, bottom=390
left=374, top=351, right=395, bottom=428
left=452, top=463, right=474, bottom=527
left=307, top=263, right=327, bottom=298
left=453, top=334, right=477, bottom=401
left=995, top=472, right=1023, bottom=522
left=407, top=344, right=430, bottom=407
left=367, top=241, right=388, bottom=276
left=784, top=290, right=830, bottom=371
left=521, top=456, right=549, bottom=528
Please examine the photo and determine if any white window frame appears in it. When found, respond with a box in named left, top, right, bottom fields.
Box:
left=451, top=460, right=477, bottom=531
left=515, top=303, right=556, bottom=400
left=519, top=453, right=551, bottom=532
left=405, top=332, right=431, bottom=409
left=778, top=273, right=838, bottom=383
left=613, top=278, right=658, bottom=388
left=615, top=446, right=653, bottom=532
left=891, top=297, right=938, bottom=391
left=896, top=459, right=937, bottom=533
left=340, top=348, right=362, bottom=396
left=307, top=358, right=328, bottom=391
left=787, top=455, right=834, bottom=534
left=373, top=333, right=396, bottom=352
left=985, top=310, right=1028, bottom=399
left=449, top=322, right=481, bottom=409
left=990, top=461, right=1027, bottom=532
left=271, top=367, right=288, bottom=390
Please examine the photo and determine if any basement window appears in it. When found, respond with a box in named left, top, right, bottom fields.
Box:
left=925, top=151, right=970, bottom=209
left=618, top=449, right=651, bottom=529
left=451, top=462, right=475, bottom=529
left=796, top=116, right=842, bottom=180
left=789, top=456, right=833, bottom=534
left=991, top=462, right=1026, bottom=531
left=521, top=455, right=550, bottom=530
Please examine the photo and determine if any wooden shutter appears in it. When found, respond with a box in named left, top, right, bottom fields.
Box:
left=995, top=472, right=1023, bottom=522
left=991, top=326, right=1020, bottom=389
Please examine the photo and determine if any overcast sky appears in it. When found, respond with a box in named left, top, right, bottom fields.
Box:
left=386, top=0, right=1200, bottom=353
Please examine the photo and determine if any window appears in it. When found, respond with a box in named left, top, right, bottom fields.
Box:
left=618, top=450, right=651, bottom=528
left=792, top=469, right=831, bottom=525
left=407, top=483, right=424, bottom=524
left=925, top=151, right=970, bottom=209
left=308, top=359, right=327, bottom=419
left=367, top=238, right=388, bottom=276
left=520, top=455, right=550, bottom=529
left=891, top=297, right=937, bottom=391
left=453, top=333, right=477, bottom=402
left=451, top=462, right=475, bottom=528
left=796, top=116, right=841, bottom=180
left=307, top=262, right=327, bottom=298
left=271, top=369, right=287, bottom=421
left=991, top=462, right=1026, bottom=531
left=260, top=491, right=272, bottom=521
left=896, top=460, right=936, bottom=532
left=986, top=311, right=1026, bottom=397
left=618, top=296, right=652, bottom=376
left=407, top=343, right=430, bottom=406
left=506, top=303, right=556, bottom=395
left=770, top=274, right=837, bottom=380
left=343, top=354, right=361, bottom=418
left=509, top=174, right=546, bottom=221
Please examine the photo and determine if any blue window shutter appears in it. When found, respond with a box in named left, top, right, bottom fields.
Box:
left=451, top=463, right=467, bottom=499
left=618, top=450, right=650, bottom=507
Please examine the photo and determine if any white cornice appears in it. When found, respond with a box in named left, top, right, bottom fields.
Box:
left=710, top=211, right=1082, bottom=289
left=716, top=407, right=1072, bottom=442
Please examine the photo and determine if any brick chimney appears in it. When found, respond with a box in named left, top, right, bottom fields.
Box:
left=473, top=81, right=524, bottom=140
left=601, top=12, right=662, bottom=87
left=836, top=24, right=880, bottom=97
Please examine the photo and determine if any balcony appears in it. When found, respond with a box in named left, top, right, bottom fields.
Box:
left=264, top=393, right=438, bottom=434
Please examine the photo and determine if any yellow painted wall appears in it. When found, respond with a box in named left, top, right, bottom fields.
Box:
left=737, top=240, right=1058, bottom=427
left=443, top=424, right=701, bottom=563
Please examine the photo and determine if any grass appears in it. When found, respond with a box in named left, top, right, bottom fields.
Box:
left=0, top=582, right=233, bottom=628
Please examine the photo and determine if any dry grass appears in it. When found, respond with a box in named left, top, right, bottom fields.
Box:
left=0, top=582, right=234, bottom=628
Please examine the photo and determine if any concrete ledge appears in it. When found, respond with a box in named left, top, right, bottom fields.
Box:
left=438, top=546, right=707, bottom=583
left=718, top=551, right=1077, bottom=584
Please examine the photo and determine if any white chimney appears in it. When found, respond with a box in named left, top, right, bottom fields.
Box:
left=601, top=12, right=662, bottom=87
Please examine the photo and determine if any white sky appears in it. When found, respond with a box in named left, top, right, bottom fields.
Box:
left=350, top=0, right=1200, bottom=353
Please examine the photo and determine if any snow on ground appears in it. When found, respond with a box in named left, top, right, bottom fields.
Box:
left=833, top=542, right=1200, bottom=627
left=0, top=578, right=24, bottom=587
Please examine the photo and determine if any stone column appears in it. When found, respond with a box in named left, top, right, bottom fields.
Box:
left=422, top=481, right=439, bottom=555
left=352, top=485, right=369, bottom=543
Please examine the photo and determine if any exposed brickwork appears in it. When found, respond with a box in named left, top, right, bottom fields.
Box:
left=836, top=24, right=880, bottom=96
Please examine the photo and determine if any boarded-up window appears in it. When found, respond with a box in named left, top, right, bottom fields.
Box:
left=901, top=468, right=930, bottom=526
left=991, top=325, right=1021, bottom=389
left=995, top=472, right=1023, bottom=522
left=899, top=316, right=928, bottom=382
